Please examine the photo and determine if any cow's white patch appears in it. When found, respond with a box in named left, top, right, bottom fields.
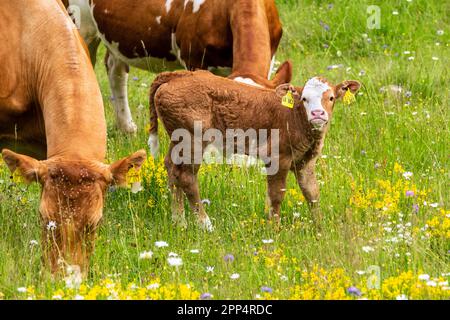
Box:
left=192, top=0, right=206, bottom=13
left=171, top=33, right=187, bottom=69
left=156, top=16, right=162, bottom=24
left=233, top=77, right=263, bottom=88
left=165, top=0, right=174, bottom=13
left=148, top=133, right=160, bottom=158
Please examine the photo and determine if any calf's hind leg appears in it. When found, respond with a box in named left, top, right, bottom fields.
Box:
left=174, top=164, right=213, bottom=232
left=165, top=152, right=187, bottom=228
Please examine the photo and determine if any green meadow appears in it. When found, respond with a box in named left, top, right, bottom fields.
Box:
left=0, top=0, right=448, bottom=299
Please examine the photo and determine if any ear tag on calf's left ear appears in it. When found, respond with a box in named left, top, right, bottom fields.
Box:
left=343, top=89, right=356, bottom=105
left=282, top=91, right=295, bottom=109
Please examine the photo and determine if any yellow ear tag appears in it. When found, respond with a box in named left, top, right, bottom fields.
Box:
left=281, top=91, right=295, bottom=109
left=343, top=89, right=356, bottom=105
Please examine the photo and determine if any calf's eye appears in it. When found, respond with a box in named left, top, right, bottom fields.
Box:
left=302, top=97, right=307, bottom=102
left=330, top=96, right=334, bottom=101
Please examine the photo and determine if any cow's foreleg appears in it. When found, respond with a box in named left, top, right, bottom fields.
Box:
left=106, top=52, right=137, bottom=133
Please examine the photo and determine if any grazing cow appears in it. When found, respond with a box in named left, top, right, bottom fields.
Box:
left=149, top=68, right=361, bottom=231
left=0, top=0, right=146, bottom=274
left=62, top=0, right=289, bottom=134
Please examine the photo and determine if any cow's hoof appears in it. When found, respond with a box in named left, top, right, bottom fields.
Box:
left=118, top=121, right=137, bottom=134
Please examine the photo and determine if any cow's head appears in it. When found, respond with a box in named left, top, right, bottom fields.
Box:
left=1, top=149, right=146, bottom=274
left=278, top=77, right=361, bottom=131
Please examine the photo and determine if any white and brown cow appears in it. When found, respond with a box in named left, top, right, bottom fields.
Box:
left=62, top=0, right=290, bottom=135
left=0, top=0, right=146, bottom=274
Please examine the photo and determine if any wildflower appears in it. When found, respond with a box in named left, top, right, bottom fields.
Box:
left=224, top=254, right=235, bottom=263
left=413, top=204, right=419, bottom=213
left=405, top=190, right=415, bottom=197
left=280, top=275, right=288, bottom=281
left=132, top=76, right=139, bottom=81
left=438, top=281, right=448, bottom=287
left=429, top=203, right=439, bottom=208
left=261, top=286, right=273, bottom=294
left=17, top=287, right=27, bottom=293
left=402, top=172, right=413, bottom=180
left=436, top=30, right=444, bottom=36
left=293, top=212, right=301, bottom=219
left=65, top=265, right=82, bottom=289
left=418, top=274, right=430, bottom=281
left=155, top=241, right=169, bottom=248
left=407, top=56, right=415, bottom=61
left=190, top=249, right=200, bottom=254
left=347, top=286, right=362, bottom=297
left=168, top=257, right=183, bottom=267
left=319, top=21, right=330, bottom=31
left=146, top=283, right=160, bottom=290
left=131, top=181, right=143, bottom=194
left=29, top=240, right=38, bottom=246
left=262, top=239, right=274, bottom=244
left=327, top=64, right=343, bottom=70
left=47, top=221, right=57, bottom=231
left=432, top=56, right=439, bottom=61
left=359, top=70, right=366, bottom=76
left=404, top=91, right=412, bottom=98
left=392, top=10, right=399, bottom=15
left=74, top=295, right=84, bottom=300
left=139, top=250, right=153, bottom=260
left=52, top=295, right=63, bottom=300
left=396, top=294, right=408, bottom=300
left=200, top=293, right=213, bottom=300
left=206, top=266, right=215, bottom=273
left=230, top=273, right=240, bottom=280
left=426, top=280, right=437, bottom=287
left=362, top=246, right=374, bottom=253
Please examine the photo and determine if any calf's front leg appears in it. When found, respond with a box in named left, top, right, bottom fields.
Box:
left=266, top=167, right=290, bottom=224
left=293, top=160, right=322, bottom=223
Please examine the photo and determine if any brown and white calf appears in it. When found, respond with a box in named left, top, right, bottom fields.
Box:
left=62, top=0, right=289, bottom=134
left=149, top=68, right=360, bottom=231
left=0, top=0, right=146, bottom=274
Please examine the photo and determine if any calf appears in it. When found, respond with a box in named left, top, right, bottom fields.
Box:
left=0, top=0, right=146, bottom=274
left=149, top=68, right=360, bottom=231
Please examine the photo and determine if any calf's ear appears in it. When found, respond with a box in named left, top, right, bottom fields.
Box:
left=1, top=149, right=46, bottom=183
left=109, top=150, right=147, bottom=186
left=335, top=80, right=361, bottom=99
left=275, top=83, right=300, bottom=97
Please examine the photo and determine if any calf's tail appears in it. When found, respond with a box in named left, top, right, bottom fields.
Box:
left=148, top=71, right=191, bottom=158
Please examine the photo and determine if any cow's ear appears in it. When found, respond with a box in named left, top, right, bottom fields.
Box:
left=109, top=150, right=147, bottom=186
left=1, top=149, right=46, bottom=183
left=335, top=80, right=361, bottom=99
left=270, top=60, right=293, bottom=87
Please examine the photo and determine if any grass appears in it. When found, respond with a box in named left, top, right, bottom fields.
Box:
left=0, top=0, right=448, bottom=299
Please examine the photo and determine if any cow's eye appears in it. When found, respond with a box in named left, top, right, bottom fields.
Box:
left=302, top=97, right=307, bottom=102
left=330, top=96, right=334, bottom=101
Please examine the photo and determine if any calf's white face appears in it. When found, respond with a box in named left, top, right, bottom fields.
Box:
left=301, top=77, right=333, bottom=130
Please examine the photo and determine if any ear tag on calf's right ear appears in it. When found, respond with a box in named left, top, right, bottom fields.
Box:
left=282, top=91, right=295, bottom=109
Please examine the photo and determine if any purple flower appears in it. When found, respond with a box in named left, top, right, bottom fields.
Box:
left=319, top=21, right=330, bottom=32
left=224, top=254, right=235, bottom=263
left=323, top=43, right=329, bottom=49
left=413, top=204, right=419, bottom=213
left=200, top=293, right=212, bottom=300
left=405, top=91, right=412, bottom=98
left=374, top=163, right=381, bottom=169
left=347, top=286, right=362, bottom=297
left=405, top=190, right=415, bottom=197
left=132, top=76, right=139, bottom=81
left=261, top=286, right=273, bottom=294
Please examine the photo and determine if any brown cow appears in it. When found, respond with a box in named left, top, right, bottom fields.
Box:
left=62, top=0, right=289, bottom=134
left=0, top=0, right=146, bottom=274
left=149, top=67, right=361, bottom=231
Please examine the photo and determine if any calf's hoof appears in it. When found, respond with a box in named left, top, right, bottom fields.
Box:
left=199, top=216, right=214, bottom=233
